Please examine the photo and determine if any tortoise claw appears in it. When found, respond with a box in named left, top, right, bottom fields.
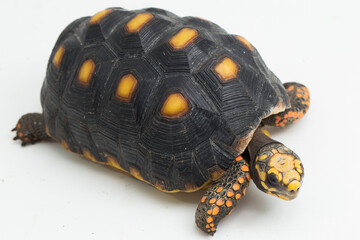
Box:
left=13, top=136, right=19, bottom=140
left=11, top=127, right=16, bottom=132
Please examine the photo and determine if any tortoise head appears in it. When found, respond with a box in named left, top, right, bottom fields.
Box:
left=246, top=129, right=304, bottom=201
left=251, top=143, right=304, bottom=200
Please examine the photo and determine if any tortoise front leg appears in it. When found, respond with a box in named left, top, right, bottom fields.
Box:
left=12, top=113, right=50, bottom=146
left=262, top=82, right=310, bottom=127
left=195, top=156, right=250, bottom=235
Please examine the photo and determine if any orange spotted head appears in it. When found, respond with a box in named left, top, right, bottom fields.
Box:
left=251, top=143, right=304, bottom=200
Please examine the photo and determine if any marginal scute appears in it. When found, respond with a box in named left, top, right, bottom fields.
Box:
left=106, top=156, right=126, bottom=172
left=126, top=13, right=154, bottom=33
left=169, top=28, right=199, bottom=50
left=77, top=59, right=95, bottom=87
left=116, top=74, right=138, bottom=102
left=61, top=140, right=70, bottom=151
left=234, top=130, right=255, bottom=153
left=160, top=92, right=190, bottom=118
left=82, top=149, right=100, bottom=163
left=130, top=167, right=145, bottom=181
left=214, top=57, right=239, bottom=82
left=210, top=168, right=226, bottom=181
left=90, top=9, right=113, bottom=25
left=271, top=99, right=286, bottom=115
left=185, top=184, right=200, bottom=192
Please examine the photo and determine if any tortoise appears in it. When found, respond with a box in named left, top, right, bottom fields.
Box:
left=12, top=7, right=310, bottom=235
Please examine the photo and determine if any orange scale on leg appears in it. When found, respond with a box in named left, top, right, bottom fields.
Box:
left=232, top=183, right=240, bottom=191
left=243, top=188, right=247, bottom=196
left=275, top=115, right=282, bottom=123
left=226, top=200, right=233, bottom=207
left=212, top=206, right=219, bottom=215
left=238, top=177, right=245, bottom=183
left=287, top=86, right=295, bottom=91
left=241, top=165, right=249, bottom=172
left=206, top=216, right=214, bottom=223
left=216, top=199, right=224, bottom=206
left=227, top=190, right=234, bottom=198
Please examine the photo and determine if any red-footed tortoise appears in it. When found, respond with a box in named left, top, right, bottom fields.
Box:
left=12, top=7, right=310, bottom=235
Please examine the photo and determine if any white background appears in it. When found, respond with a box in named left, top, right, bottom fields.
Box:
left=1, top=0, right=359, bottom=239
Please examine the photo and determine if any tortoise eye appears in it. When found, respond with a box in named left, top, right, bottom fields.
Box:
left=267, top=174, right=279, bottom=186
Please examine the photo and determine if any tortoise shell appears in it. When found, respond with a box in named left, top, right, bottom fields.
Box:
left=41, top=7, right=289, bottom=192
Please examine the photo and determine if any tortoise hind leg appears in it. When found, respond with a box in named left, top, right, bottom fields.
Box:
left=195, top=156, right=250, bottom=235
left=12, top=113, right=50, bottom=146
left=263, top=82, right=310, bottom=127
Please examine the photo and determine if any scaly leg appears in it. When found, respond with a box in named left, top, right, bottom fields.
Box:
left=12, top=113, right=50, bottom=146
left=263, top=82, right=310, bottom=127
left=195, top=156, right=250, bottom=235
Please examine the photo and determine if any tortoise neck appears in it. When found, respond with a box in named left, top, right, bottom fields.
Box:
left=247, top=128, right=279, bottom=163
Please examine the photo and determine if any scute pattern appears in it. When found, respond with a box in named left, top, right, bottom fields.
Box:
left=41, top=7, right=289, bottom=191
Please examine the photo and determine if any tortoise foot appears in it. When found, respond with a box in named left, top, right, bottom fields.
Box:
left=263, top=82, right=310, bottom=127
left=195, top=156, right=250, bottom=235
left=12, top=113, right=50, bottom=146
